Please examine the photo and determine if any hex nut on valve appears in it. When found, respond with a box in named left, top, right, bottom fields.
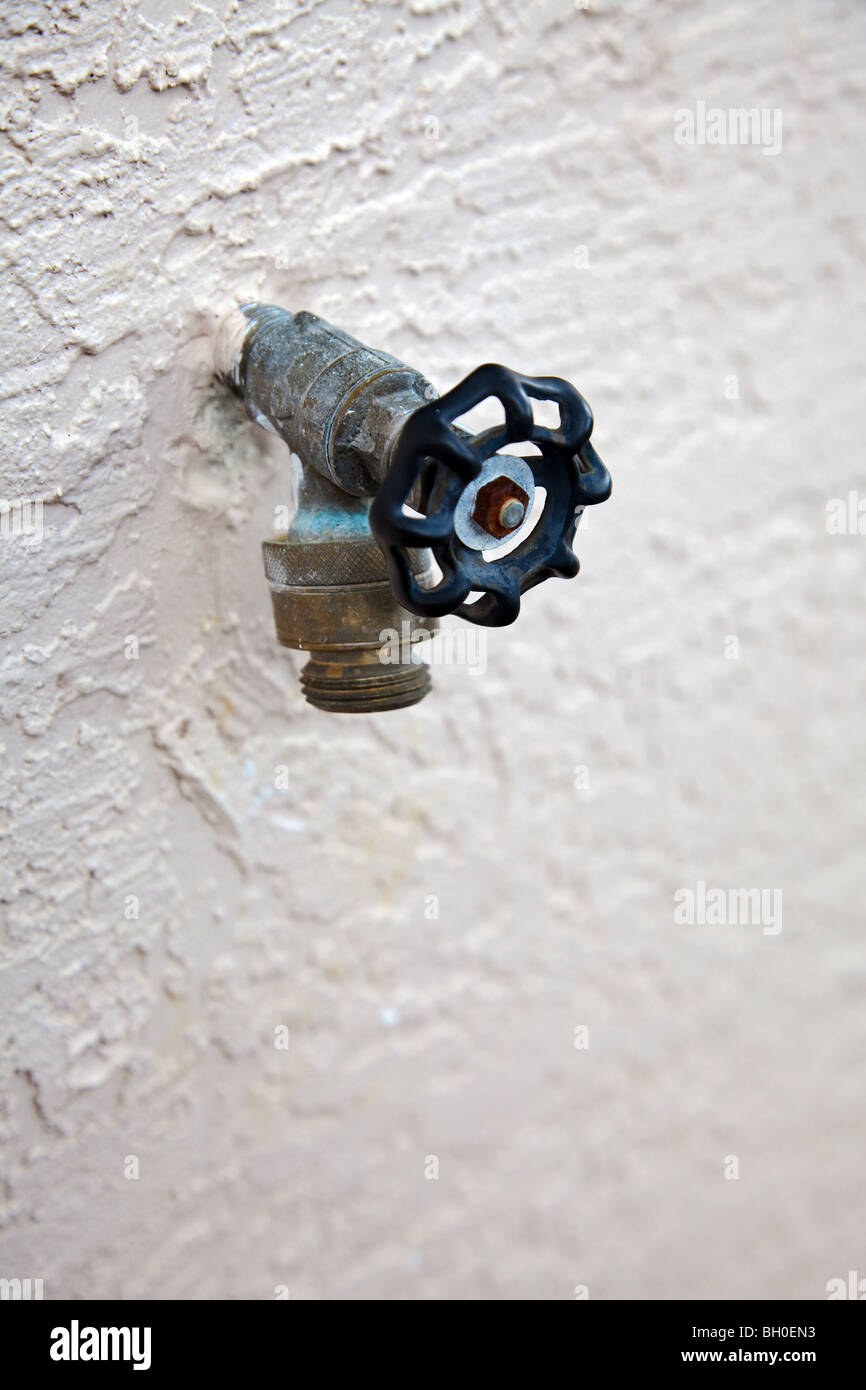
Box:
left=472, top=476, right=530, bottom=539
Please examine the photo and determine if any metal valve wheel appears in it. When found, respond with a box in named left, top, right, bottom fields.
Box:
left=369, top=363, right=611, bottom=627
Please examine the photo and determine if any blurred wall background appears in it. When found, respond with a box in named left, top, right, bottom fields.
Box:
left=1, top=0, right=864, bottom=1299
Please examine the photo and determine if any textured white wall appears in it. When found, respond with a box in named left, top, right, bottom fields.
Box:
left=1, top=0, right=865, bottom=1301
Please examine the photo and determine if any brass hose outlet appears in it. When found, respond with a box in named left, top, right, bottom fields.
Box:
left=262, top=467, right=437, bottom=714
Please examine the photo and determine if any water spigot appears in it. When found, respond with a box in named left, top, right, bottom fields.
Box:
left=215, top=304, right=610, bottom=711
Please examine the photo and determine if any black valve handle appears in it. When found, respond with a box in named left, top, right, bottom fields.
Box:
left=369, top=363, right=611, bottom=627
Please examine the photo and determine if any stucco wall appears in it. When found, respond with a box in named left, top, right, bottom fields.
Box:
left=1, top=0, right=864, bottom=1300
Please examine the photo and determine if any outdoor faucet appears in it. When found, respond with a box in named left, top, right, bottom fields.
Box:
left=215, top=304, right=611, bottom=713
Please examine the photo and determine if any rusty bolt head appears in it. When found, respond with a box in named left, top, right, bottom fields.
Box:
left=471, top=475, right=530, bottom=539
left=498, top=498, right=526, bottom=530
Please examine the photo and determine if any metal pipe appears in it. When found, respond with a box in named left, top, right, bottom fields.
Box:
left=215, top=304, right=434, bottom=496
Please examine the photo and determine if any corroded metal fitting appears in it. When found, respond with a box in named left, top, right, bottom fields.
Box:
left=261, top=467, right=437, bottom=713
left=215, top=303, right=433, bottom=497
left=217, top=304, right=439, bottom=712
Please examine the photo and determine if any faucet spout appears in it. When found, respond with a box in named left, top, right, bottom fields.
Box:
left=261, top=462, right=437, bottom=714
